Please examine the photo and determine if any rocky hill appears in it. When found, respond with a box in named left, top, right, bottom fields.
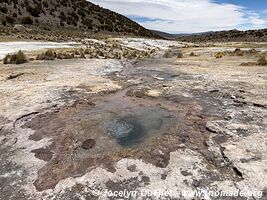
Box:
left=176, top=29, right=267, bottom=42
left=0, top=0, right=158, bottom=38
left=151, top=30, right=176, bottom=40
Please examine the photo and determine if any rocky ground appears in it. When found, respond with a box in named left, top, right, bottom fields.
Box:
left=0, top=38, right=266, bottom=200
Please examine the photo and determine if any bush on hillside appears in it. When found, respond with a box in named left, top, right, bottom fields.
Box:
left=21, top=16, right=33, bottom=24
left=26, top=4, right=42, bottom=17
left=0, top=6, right=8, bottom=13
left=5, top=16, right=15, bottom=24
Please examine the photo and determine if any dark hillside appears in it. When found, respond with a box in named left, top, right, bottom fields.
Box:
left=0, top=0, right=158, bottom=38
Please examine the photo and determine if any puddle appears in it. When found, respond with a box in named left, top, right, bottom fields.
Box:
left=103, top=109, right=169, bottom=147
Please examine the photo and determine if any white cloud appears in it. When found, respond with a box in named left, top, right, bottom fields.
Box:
left=89, top=0, right=267, bottom=33
left=249, top=15, right=266, bottom=25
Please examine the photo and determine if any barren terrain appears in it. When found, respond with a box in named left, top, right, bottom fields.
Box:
left=0, top=38, right=266, bottom=199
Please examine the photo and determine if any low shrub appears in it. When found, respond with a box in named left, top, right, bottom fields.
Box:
left=163, top=49, right=183, bottom=58
left=163, top=51, right=172, bottom=58
left=26, top=4, right=42, bottom=17
left=56, top=52, right=75, bottom=59
left=0, top=6, right=8, bottom=13
left=233, top=48, right=244, bottom=56
left=240, top=62, right=255, bottom=66
left=36, top=49, right=56, bottom=60
left=189, top=52, right=196, bottom=56
left=177, top=52, right=183, bottom=58
left=240, top=55, right=267, bottom=66
left=80, top=52, right=86, bottom=59
left=215, top=52, right=225, bottom=58
left=247, top=48, right=257, bottom=54
left=84, top=48, right=91, bottom=54
left=257, top=56, right=267, bottom=66
left=5, top=16, right=15, bottom=24
left=3, top=50, right=27, bottom=64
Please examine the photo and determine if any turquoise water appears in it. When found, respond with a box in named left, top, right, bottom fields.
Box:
left=103, top=109, right=168, bottom=147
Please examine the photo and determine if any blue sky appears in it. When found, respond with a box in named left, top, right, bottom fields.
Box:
left=90, top=0, right=267, bottom=33
left=214, top=0, right=267, bottom=10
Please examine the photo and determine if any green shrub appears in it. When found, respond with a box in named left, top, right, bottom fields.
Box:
left=3, top=50, right=28, bottom=64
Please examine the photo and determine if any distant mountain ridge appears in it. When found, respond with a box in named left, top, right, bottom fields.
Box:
left=150, top=30, right=176, bottom=39
left=176, top=29, right=267, bottom=42
left=152, top=29, right=267, bottom=42
left=0, top=0, right=158, bottom=38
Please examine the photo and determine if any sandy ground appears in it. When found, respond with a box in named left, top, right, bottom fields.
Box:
left=0, top=39, right=266, bottom=200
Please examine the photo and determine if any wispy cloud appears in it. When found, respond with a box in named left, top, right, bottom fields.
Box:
left=89, top=0, right=267, bottom=33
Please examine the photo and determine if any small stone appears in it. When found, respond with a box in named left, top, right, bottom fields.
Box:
left=127, top=164, right=137, bottom=172
left=81, top=139, right=96, bottom=149
left=141, top=176, right=150, bottom=185
left=178, top=144, right=186, bottom=148
left=161, top=173, right=167, bottom=180
left=14, top=24, right=26, bottom=32
left=231, top=95, right=236, bottom=99
left=206, top=121, right=221, bottom=133
left=181, top=170, right=193, bottom=176
left=209, top=89, right=219, bottom=93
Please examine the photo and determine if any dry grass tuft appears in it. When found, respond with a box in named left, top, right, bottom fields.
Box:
left=36, top=49, right=56, bottom=60
left=257, top=55, right=267, bottom=66
left=3, top=50, right=27, bottom=64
